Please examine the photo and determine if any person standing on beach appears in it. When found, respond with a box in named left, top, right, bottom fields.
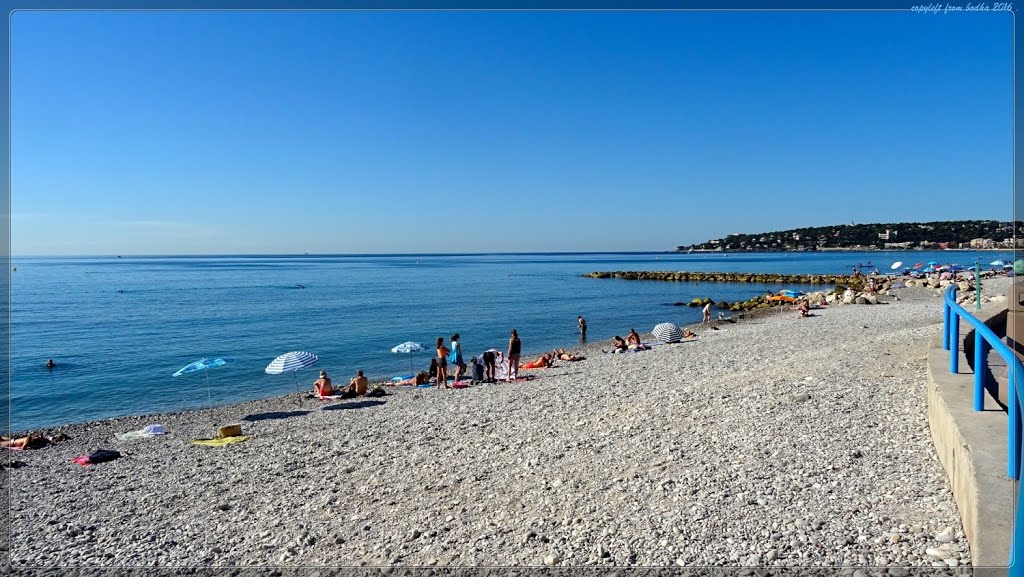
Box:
left=578, top=316, right=587, bottom=340
left=702, top=302, right=712, bottom=324
left=450, top=334, right=464, bottom=383
left=507, top=329, right=521, bottom=381
left=482, top=350, right=497, bottom=383
left=435, top=337, right=450, bottom=388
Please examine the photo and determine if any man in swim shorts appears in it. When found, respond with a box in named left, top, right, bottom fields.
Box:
left=312, top=370, right=333, bottom=396
left=345, top=370, right=369, bottom=396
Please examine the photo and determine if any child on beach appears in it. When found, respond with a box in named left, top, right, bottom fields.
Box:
left=471, top=357, right=484, bottom=382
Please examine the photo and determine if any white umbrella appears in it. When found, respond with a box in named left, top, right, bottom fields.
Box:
left=265, top=351, right=319, bottom=396
left=990, top=260, right=1006, bottom=267
left=391, top=341, right=424, bottom=373
left=652, top=322, right=684, bottom=344
left=890, top=261, right=903, bottom=270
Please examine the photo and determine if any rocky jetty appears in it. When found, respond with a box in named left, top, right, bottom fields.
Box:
left=583, top=271, right=852, bottom=284
left=587, top=270, right=1007, bottom=311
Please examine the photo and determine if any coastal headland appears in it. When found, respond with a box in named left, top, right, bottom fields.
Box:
left=5, top=280, right=1009, bottom=568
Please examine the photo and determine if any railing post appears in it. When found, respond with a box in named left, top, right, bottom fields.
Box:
left=943, top=302, right=951, bottom=350
left=1012, top=369, right=1022, bottom=481
left=975, top=331, right=986, bottom=411
left=950, top=310, right=960, bottom=375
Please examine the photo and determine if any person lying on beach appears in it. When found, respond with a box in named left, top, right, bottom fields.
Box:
left=626, top=329, right=649, bottom=350
left=682, top=328, right=697, bottom=339
left=392, top=371, right=431, bottom=386
left=521, top=353, right=555, bottom=370
left=312, top=370, right=334, bottom=396
left=2, top=433, right=60, bottom=450
left=552, top=348, right=585, bottom=362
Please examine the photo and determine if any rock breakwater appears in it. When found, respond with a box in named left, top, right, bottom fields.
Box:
left=583, top=271, right=853, bottom=284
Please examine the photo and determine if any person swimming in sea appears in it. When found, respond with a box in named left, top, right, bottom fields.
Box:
left=45, top=359, right=55, bottom=369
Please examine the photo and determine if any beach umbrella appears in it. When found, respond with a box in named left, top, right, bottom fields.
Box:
left=991, top=260, right=1006, bottom=267
left=927, top=261, right=940, bottom=266
left=890, top=261, right=903, bottom=270
left=652, top=322, right=684, bottom=344
left=1004, top=263, right=1014, bottom=269
left=265, top=351, right=319, bottom=396
left=949, top=264, right=964, bottom=272
left=173, top=357, right=231, bottom=412
left=912, top=262, right=923, bottom=269
left=391, top=341, right=424, bottom=373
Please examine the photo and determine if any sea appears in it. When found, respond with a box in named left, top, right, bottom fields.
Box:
left=9, top=250, right=1015, bottom=431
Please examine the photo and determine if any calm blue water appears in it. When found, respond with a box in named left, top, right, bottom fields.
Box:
left=10, top=250, right=1013, bottom=431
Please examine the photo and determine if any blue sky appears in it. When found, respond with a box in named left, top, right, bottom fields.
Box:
left=11, top=10, right=1013, bottom=255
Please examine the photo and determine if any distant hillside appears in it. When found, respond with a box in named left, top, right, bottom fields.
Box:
left=677, top=220, right=1022, bottom=252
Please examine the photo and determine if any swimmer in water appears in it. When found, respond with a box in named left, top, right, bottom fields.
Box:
left=45, top=359, right=55, bottom=369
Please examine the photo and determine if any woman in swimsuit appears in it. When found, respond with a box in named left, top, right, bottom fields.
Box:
left=522, top=352, right=555, bottom=370
left=507, top=329, right=521, bottom=381
left=553, top=348, right=585, bottom=362
left=436, top=337, right=450, bottom=388
left=312, top=370, right=333, bottom=396
left=392, top=371, right=430, bottom=386
left=450, top=334, right=464, bottom=383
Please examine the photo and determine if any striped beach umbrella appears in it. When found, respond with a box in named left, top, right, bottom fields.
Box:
left=266, top=351, right=319, bottom=396
left=652, top=322, right=684, bottom=344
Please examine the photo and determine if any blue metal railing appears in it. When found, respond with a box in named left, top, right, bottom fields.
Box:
left=942, top=285, right=1023, bottom=569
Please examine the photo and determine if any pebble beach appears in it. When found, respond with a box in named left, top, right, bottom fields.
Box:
left=4, top=278, right=1010, bottom=569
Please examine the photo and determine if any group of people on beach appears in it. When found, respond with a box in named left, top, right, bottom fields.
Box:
left=311, top=369, right=379, bottom=398
left=383, top=325, right=592, bottom=389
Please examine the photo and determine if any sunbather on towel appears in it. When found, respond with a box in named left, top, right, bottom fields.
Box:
left=392, top=371, right=430, bottom=386
left=626, top=329, right=649, bottom=350
left=522, top=352, right=555, bottom=370
left=313, top=370, right=334, bottom=397
left=682, top=328, right=697, bottom=339
left=603, top=336, right=629, bottom=354
left=2, top=433, right=55, bottom=450
left=552, top=348, right=585, bottom=362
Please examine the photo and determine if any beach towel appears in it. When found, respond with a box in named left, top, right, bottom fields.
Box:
left=417, top=383, right=433, bottom=388
left=115, top=424, right=167, bottom=441
left=191, top=436, right=249, bottom=447
left=390, top=375, right=414, bottom=383
left=316, top=394, right=347, bottom=400
left=451, top=381, right=469, bottom=389
left=71, top=449, right=122, bottom=466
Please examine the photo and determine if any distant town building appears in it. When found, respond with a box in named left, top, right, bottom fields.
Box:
left=970, top=238, right=995, bottom=248
left=878, top=229, right=897, bottom=241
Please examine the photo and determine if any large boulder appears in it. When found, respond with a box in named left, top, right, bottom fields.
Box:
left=825, top=293, right=837, bottom=304
left=855, top=295, right=870, bottom=305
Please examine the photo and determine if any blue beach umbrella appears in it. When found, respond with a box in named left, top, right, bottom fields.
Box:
left=266, top=351, right=319, bottom=396
left=991, top=260, right=1006, bottom=267
left=927, top=260, right=940, bottom=266
left=173, top=357, right=231, bottom=411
